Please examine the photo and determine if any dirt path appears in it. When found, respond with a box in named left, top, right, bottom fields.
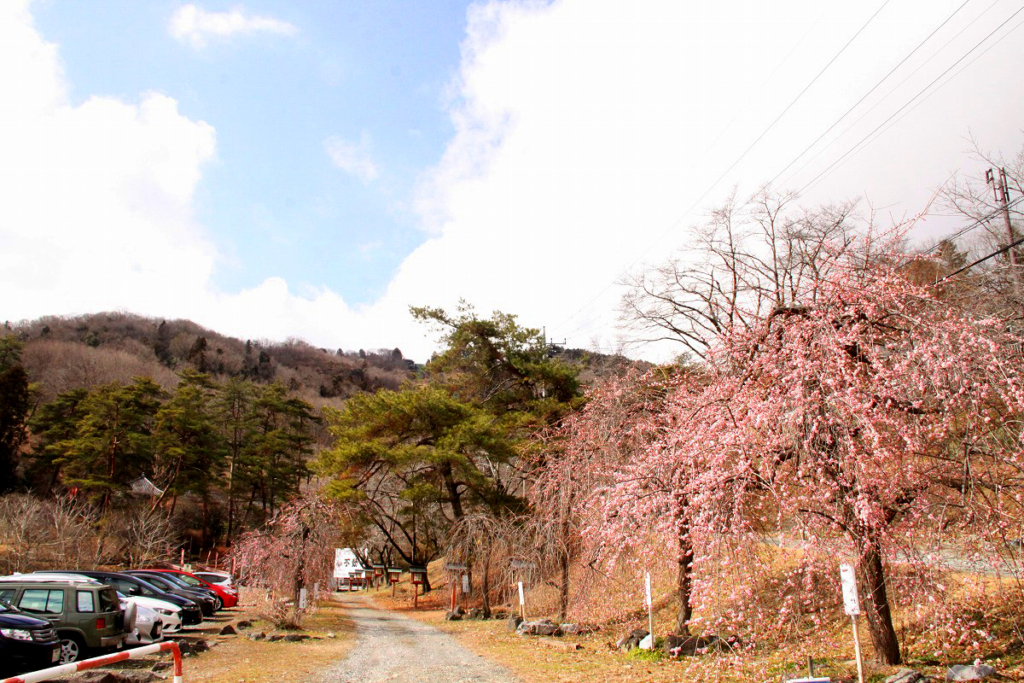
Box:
left=318, top=594, right=519, bottom=683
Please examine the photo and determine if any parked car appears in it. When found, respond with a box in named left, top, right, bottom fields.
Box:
left=124, top=571, right=218, bottom=616
left=0, top=576, right=127, bottom=662
left=40, top=571, right=202, bottom=626
left=142, top=568, right=239, bottom=608
left=116, top=594, right=163, bottom=646
left=0, top=598, right=61, bottom=676
left=193, top=571, right=234, bottom=588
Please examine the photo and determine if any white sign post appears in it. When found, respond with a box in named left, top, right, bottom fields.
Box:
left=638, top=572, right=654, bottom=650
left=840, top=563, right=865, bottom=683
left=517, top=581, right=526, bottom=620
left=299, top=587, right=308, bottom=609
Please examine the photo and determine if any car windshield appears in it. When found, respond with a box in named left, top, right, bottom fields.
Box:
left=131, top=577, right=165, bottom=597
left=176, top=573, right=203, bottom=587
left=152, top=573, right=192, bottom=589
left=136, top=574, right=175, bottom=591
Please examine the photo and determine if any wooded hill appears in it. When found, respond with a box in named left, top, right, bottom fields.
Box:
left=9, top=311, right=417, bottom=409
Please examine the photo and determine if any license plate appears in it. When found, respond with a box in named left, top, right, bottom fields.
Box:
left=51, top=648, right=60, bottom=662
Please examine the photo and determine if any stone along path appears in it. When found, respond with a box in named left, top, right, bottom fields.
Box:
left=318, top=594, right=519, bottom=683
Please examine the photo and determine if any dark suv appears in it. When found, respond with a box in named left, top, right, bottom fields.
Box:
left=0, top=578, right=126, bottom=662
left=0, top=599, right=61, bottom=676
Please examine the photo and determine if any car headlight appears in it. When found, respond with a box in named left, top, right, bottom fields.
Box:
left=0, top=628, right=33, bottom=641
left=155, top=608, right=174, bottom=615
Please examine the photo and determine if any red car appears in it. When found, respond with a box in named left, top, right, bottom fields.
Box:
left=143, top=569, right=239, bottom=609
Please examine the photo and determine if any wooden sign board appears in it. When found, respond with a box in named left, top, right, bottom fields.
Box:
left=409, top=567, right=428, bottom=584
left=387, top=568, right=402, bottom=583
left=839, top=564, right=860, bottom=616
left=372, top=565, right=385, bottom=577
left=444, top=563, right=468, bottom=572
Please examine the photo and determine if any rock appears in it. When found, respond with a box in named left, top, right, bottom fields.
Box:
left=247, top=631, right=266, bottom=641
left=662, top=634, right=684, bottom=654
left=466, top=608, right=484, bottom=620
left=266, top=634, right=285, bottom=642
left=667, top=635, right=720, bottom=657
left=946, top=663, right=997, bottom=681
left=283, top=634, right=309, bottom=642
left=616, top=628, right=649, bottom=652
left=507, top=615, right=524, bottom=631
left=151, top=662, right=171, bottom=673
left=325, top=632, right=336, bottom=638
left=444, top=610, right=463, bottom=621
left=517, top=619, right=560, bottom=636
left=191, top=639, right=210, bottom=653
left=219, top=623, right=238, bottom=635
left=236, top=619, right=253, bottom=629
left=559, top=623, right=580, bottom=635
left=886, top=669, right=925, bottom=683
left=452, top=605, right=465, bottom=617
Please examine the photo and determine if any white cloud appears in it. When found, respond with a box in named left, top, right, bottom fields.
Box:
left=6, top=0, right=1024, bottom=366
left=377, top=0, right=1024, bottom=360
left=169, top=4, right=297, bottom=48
left=1, top=2, right=218, bottom=321
left=325, top=132, right=379, bottom=183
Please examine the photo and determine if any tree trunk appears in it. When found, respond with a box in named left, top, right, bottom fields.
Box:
left=482, top=555, right=492, bottom=619
left=856, top=542, right=901, bottom=665
left=558, top=549, right=570, bottom=622
left=674, top=517, right=693, bottom=636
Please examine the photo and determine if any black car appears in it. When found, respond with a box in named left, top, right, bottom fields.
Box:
left=41, top=571, right=203, bottom=626
left=124, top=572, right=218, bottom=616
left=0, top=599, right=61, bottom=676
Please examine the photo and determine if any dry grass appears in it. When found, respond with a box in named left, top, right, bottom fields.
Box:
left=364, top=561, right=1024, bottom=683
left=182, top=597, right=356, bottom=683
left=94, top=589, right=356, bottom=683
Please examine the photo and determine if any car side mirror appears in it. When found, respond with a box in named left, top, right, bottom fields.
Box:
left=128, top=587, right=140, bottom=596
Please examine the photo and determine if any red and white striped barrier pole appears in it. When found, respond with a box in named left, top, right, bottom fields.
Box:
left=1, top=641, right=183, bottom=683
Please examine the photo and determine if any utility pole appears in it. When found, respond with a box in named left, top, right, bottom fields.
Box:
left=987, top=167, right=1017, bottom=270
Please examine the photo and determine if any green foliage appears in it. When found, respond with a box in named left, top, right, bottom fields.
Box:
left=22, top=370, right=319, bottom=544
left=58, top=377, right=164, bottom=511
left=0, top=336, right=30, bottom=493
left=625, top=646, right=664, bottom=662
left=319, top=304, right=583, bottom=565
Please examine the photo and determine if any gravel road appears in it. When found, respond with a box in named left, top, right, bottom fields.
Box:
left=318, top=594, right=519, bottom=683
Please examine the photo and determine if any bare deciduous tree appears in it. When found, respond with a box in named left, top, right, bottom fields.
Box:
left=620, top=189, right=861, bottom=360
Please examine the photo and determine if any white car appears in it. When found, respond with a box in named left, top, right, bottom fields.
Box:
left=117, top=595, right=162, bottom=645
left=116, top=593, right=182, bottom=634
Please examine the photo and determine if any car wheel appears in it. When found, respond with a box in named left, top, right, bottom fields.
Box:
left=213, top=596, right=223, bottom=611
left=59, top=634, right=85, bottom=663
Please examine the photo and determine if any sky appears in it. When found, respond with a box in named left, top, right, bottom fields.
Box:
left=2, top=0, right=1023, bottom=362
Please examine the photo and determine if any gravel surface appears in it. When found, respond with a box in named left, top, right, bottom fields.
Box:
left=318, top=594, right=519, bottom=683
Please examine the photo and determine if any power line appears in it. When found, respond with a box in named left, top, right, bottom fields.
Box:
left=778, top=0, right=1004, bottom=190
left=550, top=2, right=893, bottom=336
left=767, top=0, right=973, bottom=189
left=820, top=9, right=1024, bottom=194
left=794, top=4, right=1024, bottom=197
left=937, top=234, right=1024, bottom=282
left=921, top=196, right=1024, bottom=254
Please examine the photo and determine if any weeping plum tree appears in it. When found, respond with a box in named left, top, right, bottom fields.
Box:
left=559, top=215, right=1024, bottom=663
left=635, top=255, right=1024, bottom=664
left=532, top=368, right=699, bottom=629
left=231, top=494, right=340, bottom=627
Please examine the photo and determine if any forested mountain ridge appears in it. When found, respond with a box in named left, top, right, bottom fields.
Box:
left=4, top=311, right=646, bottom=407
left=6, top=311, right=416, bottom=407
